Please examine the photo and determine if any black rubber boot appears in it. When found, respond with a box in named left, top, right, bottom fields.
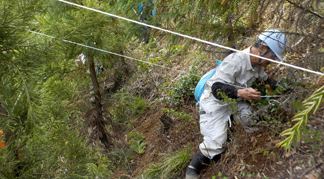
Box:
left=212, top=153, right=221, bottom=163
left=185, top=149, right=211, bottom=179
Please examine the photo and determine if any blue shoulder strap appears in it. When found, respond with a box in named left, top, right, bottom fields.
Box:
left=216, top=60, right=222, bottom=66
left=194, top=61, right=222, bottom=106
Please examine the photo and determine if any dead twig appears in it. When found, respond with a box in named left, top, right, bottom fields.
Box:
left=0, top=113, right=8, bottom=117
left=300, top=162, right=324, bottom=177
left=286, top=0, right=323, bottom=19
left=289, top=158, right=293, bottom=179
left=314, top=117, right=324, bottom=123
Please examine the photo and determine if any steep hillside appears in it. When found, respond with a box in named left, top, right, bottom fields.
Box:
left=1, top=1, right=324, bottom=178
left=105, top=41, right=324, bottom=179
left=106, top=1, right=324, bottom=178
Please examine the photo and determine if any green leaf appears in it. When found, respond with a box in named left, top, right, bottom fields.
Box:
left=278, top=86, right=324, bottom=152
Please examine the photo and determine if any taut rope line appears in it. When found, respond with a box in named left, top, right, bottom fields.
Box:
left=19, top=27, right=200, bottom=77
left=57, top=0, right=324, bottom=76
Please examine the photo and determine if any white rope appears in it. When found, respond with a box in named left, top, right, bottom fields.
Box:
left=22, top=28, right=199, bottom=77
left=57, top=0, right=324, bottom=76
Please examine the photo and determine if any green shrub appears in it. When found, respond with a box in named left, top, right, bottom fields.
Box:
left=161, top=67, right=199, bottom=106
left=128, top=131, right=147, bottom=154
left=111, top=92, right=147, bottom=125
left=141, top=145, right=192, bottom=179
left=162, top=108, right=192, bottom=122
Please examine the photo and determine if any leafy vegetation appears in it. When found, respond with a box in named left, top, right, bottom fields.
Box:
left=141, top=145, right=191, bottom=179
left=128, top=131, right=147, bottom=154
left=277, top=85, right=324, bottom=151
left=161, top=67, right=200, bottom=106
left=110, top=92, right=147, bottom=126
left=1, top=0, right=324, bottom=178
left=162, top=108, right=192, bottom=122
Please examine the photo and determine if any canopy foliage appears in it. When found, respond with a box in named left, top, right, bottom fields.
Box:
left=1, top=0, right=323, bottom=178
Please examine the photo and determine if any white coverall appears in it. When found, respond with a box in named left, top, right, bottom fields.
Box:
left=198, top=47, right=268, bottom=159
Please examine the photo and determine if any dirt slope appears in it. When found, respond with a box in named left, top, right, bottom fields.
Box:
left=128, top=99, right=324, bottom=178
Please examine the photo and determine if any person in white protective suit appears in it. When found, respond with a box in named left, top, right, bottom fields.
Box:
left=186, top=29, right=287, bottom=179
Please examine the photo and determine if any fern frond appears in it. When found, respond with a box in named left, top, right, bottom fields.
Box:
left=277, top=85, right=324, bottom=152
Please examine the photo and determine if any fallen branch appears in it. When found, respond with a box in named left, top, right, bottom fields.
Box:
left=286, top=0, right=323, bottom=19
left=300, top=162, right=324, bottom=177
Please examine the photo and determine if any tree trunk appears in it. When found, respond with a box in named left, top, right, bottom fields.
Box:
left=120, top=50, right=130, bottom=76
left=88, top=55, right=111, bottom=149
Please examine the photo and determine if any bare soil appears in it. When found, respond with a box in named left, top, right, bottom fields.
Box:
left=127, top=103, right=324, bottom=179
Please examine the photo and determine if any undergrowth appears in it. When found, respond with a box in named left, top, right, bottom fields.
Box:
left=160, top=70, right=199, bottom=106
left=140, top=145, right=192, bottom=179
left=162, top=108, right=193, bottom=122
left=110, top=92, right=147, bottom=128
left=128, top=131, right=147, bottom=154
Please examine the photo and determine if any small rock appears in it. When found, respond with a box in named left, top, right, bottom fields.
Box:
left=295, top=166, right=302, bottom=170
left=276, top=161, right=283, bottom=165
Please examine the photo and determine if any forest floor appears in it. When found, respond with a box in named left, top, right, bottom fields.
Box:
left=109, top=61, right=324, bottom=179
left=107, top=27, right=324, bottom=178
left=104, top=42, right=324, bottom=178
left=127, top=98, right=324, bottom=179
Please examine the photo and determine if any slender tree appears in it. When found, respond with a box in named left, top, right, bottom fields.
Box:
left=1, top=0, right=114, bottom=178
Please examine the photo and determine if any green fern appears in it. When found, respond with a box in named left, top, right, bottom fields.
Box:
left=128, top=131, right=147, bottom=154
left=277, top=85, right=324, bottom=151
